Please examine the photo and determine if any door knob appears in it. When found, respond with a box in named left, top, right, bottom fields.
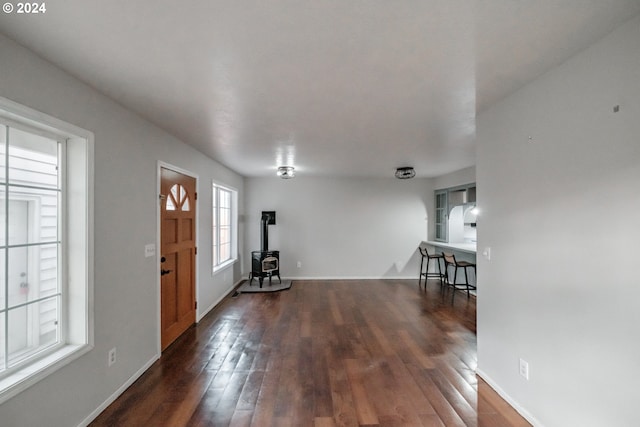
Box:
left=161, top=269, right=172, bottom=276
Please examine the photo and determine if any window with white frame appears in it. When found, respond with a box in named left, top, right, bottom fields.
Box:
left=212, top=183, right=237, bottom=271
left=0, top=98, right=92, bottom=403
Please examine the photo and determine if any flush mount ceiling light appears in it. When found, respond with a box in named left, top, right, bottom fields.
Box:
left=394, top=166, right=415, bottom=179
left=277, top=166, right=295, bottom=179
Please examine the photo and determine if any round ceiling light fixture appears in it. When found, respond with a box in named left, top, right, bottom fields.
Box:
left=277, top=166, right=295, bottom=179
left=394, top=166, right=416, bottom=179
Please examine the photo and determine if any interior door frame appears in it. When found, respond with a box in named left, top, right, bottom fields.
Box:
left=156, top=161, right=199, bottom=355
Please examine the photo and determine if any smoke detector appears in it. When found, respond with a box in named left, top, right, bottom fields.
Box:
left=394, top=166, right=415, bottom=179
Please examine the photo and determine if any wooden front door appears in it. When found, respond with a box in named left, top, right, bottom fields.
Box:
left=160, top=167, right=196, bottom=350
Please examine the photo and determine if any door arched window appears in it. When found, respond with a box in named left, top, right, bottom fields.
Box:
left=166, top=184, right=190, bottom=211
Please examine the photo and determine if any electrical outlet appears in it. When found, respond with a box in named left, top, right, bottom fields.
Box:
left=108, top=347, right=117, bottom=367
left=519, top=358, right=529, bottom=380
left=297, top=261, right=302, bottom=268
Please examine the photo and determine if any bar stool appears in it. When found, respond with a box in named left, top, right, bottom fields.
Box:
left=442, top=253, right=476, bottom=297
left=418, top=247, right=444, bottom=288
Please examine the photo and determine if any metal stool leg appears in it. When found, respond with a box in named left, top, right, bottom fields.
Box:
left=425, top=255, right=432, bottom=287
left=443, top=261, right=449, bottom=286
left=464, top=266, right=470, bottom=297
left=453, top=266, right=458, bottom=290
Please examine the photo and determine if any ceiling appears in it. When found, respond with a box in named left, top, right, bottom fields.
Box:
left=1, top=1, right=638, bottom=178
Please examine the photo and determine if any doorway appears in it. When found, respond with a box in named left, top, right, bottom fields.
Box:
left=160, top=167, right=196, bottom=350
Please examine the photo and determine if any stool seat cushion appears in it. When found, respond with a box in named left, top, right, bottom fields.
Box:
left=456, top=261, right=475, bottom=267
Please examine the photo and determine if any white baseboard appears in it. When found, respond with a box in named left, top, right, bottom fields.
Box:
left=476, top=369, right=544, bottom=427
left=244, top=275, right=416, bottom=281
left=78, top=354, right=160, bottom=427
left=197, top=278, right=243, bottom=321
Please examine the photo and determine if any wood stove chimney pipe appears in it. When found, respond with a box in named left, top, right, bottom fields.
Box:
left=261, top=213, right=269, bottom=251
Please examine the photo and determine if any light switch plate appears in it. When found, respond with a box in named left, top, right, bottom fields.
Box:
left=144, top=243, right=156, bottom=258
left=482, top=247, right=491, bottom=260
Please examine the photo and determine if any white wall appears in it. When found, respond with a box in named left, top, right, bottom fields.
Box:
left=0, top=34, right=244, bottom=426
left=476, top=15, right=640, bottom=427
left=245, top=177, right=432, bottom=279
left=434, top=165, right=475, bottom=190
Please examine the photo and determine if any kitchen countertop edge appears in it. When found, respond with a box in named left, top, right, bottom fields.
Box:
left=423, top=241, right=477, bottom=254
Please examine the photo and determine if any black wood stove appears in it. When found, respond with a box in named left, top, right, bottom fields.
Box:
left=249, top=211, right=281, bottom=287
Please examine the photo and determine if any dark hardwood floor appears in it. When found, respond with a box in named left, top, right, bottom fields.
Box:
left=91, top=279, right=530, bottom=427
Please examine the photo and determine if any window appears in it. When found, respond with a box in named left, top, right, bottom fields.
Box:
left=0, top=97, right=93, bottom=403
left=166, top=184, right=190, bottom=211
left=435, top=190, right=448, bottom=242
left=0, top=125, right=61, bottom=370
left=212, top=183, right=237, bottom=271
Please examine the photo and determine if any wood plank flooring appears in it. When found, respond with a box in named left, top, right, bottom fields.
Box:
left=91, top=279, right=530, bottom=427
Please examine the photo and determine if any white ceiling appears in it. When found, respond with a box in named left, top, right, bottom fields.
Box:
left=1, top=1, right=638, bottom=178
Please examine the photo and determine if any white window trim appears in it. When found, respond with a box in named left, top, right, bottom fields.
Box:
left=0, top=96, right=94, bottom=405
left=213, top=258, right=236, bottom=274
left=212, top=182, right=237, bottom=274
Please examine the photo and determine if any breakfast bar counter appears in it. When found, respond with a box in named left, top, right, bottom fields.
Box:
left=423, top=241, right=476, bottom=254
